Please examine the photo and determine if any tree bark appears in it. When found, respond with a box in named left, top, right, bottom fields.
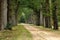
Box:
left=15, top=1, right=20, bottom=25
left=40, top=3, right=44, bottom=26
left=44, top=0, right=51, bottom=28
left=7, top=0, right=14, bottom=30
left=0, top=0, right=7, bottom=30
left=52, top=0, right=58, bottom=30
left=0, top=0, right=2, bottom=30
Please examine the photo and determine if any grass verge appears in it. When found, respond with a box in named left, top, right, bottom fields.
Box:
left=0, top=25, right=32, bottom=40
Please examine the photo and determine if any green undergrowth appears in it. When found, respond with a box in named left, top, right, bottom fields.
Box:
left=0, top=25, right=32, bottom=40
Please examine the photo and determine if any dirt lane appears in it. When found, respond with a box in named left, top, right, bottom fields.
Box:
left=22, top=24, right=60, bottom=40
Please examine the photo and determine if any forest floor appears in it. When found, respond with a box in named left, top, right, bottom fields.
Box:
left=21, top=23, right=60, bottom=40
left=0, top=23, right=60, bottom=40
left=0, top=25, right=32, bottom=40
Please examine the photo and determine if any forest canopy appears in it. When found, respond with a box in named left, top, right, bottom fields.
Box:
left=0, top=0, right=60, bottom=30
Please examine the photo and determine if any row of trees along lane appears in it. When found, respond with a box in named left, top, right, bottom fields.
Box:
left=0, top=0, right=59, bottom=30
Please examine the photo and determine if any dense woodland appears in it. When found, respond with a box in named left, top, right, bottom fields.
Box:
left=0, top=0, right=60, bottom=31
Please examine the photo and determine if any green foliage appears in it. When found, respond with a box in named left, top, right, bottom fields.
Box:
left=18, top=7, right=33, bottom=23
left=17, top=0, right=42, bottom=23
left=18, top=0, right=41, bottom=10
left=8, top=0, right=60, bottom=28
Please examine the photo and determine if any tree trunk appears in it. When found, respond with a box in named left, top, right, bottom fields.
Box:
left=0, top=0, right=2, bottom=30
left=45, top=0, right=51, bottom=28
left=40, top=3, right=44, bottom=26
left=15, top=1, right=20, bottom=25
left=0, top=0, right=7, bottom=30
left=52, top=0, right=58, bottom=30
left=7, top=0, right=11, bottom=30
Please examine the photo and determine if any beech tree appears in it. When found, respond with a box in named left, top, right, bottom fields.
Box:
left=0, top=0, right=7, bottom=30
left=52, top=0, right=58, bottom=30
left=0, top=0, right=59, bottom=30
left=44, top=0, right=51, bottom=28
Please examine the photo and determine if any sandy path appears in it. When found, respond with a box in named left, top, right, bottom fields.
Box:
left=22, top=24, right=60, bottom=40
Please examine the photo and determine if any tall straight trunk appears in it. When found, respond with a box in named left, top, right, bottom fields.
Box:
left=0, top=0, right=2, bottom=30
left=2, top=0, right=7, bottom=29
left=7, top=0, right=14, bottom=30
left=42, top=0, right=46, bottom=27
left=15, top=1, right=20, bottom=25
left=49, top=0, right=52, bottom=28
left=45, top=0, right=51, bottom=28
left=40, top=3, right=44, bottom=26
left=52, top=0, right=58, bottom=30
left=11, top=0, right=16, bottom=26
left=0, top=0, right=7, bottom=30
left=7, top=0, right=18, bottom=30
